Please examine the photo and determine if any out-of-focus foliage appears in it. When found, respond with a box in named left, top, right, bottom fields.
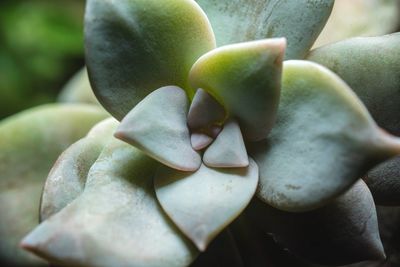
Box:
left=0, top=0, right=85, bottom=119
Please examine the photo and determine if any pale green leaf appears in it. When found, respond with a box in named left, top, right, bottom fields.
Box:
left=0, top=104, right=107, bottom=266
left=40, top=118, right=118, bottom=221
left=22, top=140, right=198, bottom=267
left=115, top=86, right=201, bottom=171
left=189, top=39, right=285, bottom=141
left=85, top=0, right=216, bottom=120
left=195, top=0, right=334, bottom=59
left=250, top=60, right=400, bottom=212
left=154, top=159, right=258, bottom=250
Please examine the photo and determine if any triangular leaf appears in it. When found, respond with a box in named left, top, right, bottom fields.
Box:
left=154, top=159, right=258, bottom=250
left=115, top=86, right=201, bottom=171
left=203, top=119, right=249, bottom=168
left=190, top=39, right=285, bottom=141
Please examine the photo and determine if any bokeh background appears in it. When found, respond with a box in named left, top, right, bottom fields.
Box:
left=0, top=0, right=85, bottom=119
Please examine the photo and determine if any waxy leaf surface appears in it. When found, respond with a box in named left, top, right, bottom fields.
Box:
left=190, top=39, right=284, bottom=141
left=250, top=60, right=400, bottom=212
left=40, top=118, right=118, bottom=221
left=203, top=119, right=249, bottom=168
left=308, top=33, right=400, bottom=135
left=85, top=0, right=216, bottom=119
left=22, top=140, right=198, bottom=267
left=115, top=86, right=201, bottom=171
left=154, top=160, right=259, bottom=251
left=195, top=0, right=334, bottom=59
left=0, top=104, right=107, bottom=266
left=247, top=180, right=385, bottom=266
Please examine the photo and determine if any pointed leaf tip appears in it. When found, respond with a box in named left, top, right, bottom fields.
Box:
left=191, top=132, right=213, bottom=151
left=154, top=159, right=259, bottom=251
left=203, top=119, right=249, bottom=168
left=189, top=39, right=285, bottom=141
left=115, top=86, right=201, bottom=172
left=85, top=0, right=216, bottom=119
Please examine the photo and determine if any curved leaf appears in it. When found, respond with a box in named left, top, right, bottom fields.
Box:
left=190, top=39, right=285, bottom=141
left=250, top=60, right=400, bottom=212
left=115, top=86, right=201, bottom=171
left=58, top=67, right=100, bottom=106
left=40, top=118, right=118, bottom=221
left=22, top=140, right=198, bottom=267
left=313, top=0, right=400, bottom=48
left=195, top=0, right=334, bottom=59
left=364, top=156, right=400, bottom=206
left=0, top=104, right=107, bottom=266
left=247, top=180, right=385, bottom=266
left=308, top=33, right=400, bottom=135
left=85, top=0, right=216, bottom=119
left=154, top=159, right=259, bottom=251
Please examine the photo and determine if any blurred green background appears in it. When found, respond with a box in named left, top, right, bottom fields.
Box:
left=0, top=0, right=85, bottom=119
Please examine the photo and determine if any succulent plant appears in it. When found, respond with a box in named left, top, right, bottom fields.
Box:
left=1, top=0, right=400, bottom=266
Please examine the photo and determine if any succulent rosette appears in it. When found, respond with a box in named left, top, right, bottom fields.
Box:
left=1, top=0, right=400, bottom=266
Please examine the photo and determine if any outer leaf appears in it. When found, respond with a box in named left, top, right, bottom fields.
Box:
left=40, top=118, right=118, bottom=221
left=0, top=104, right=107, bottom=266
left=250, top=60, right=400, bottom=212
left=313, top=0, right=400, bottom=48
left=195, top=0, right=334, bottom=59
left=85, top=0, right=216, bottom=120
left=22, top=140, right=198, bottom=267
left=247, top=180, right=385, bottom=266
left=308, top=33, right=400, bottom=135
left=115, top=86, right=201, bottom=171
left=364, top=156, right=400, bottom=206
left=58, top=67, right=100, bottom=106
left=154, top=159, right=259, bottom=251
left=190, top=39, right=285, bottom=141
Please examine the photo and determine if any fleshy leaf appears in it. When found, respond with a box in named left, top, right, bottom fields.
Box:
left=22, top=140, right=198, bottom=267
left=154, top=159, right=258, bottom=251
left=0, top=104, right=107, bottom=266
left=85, top=0, right=216, bottom=119
left=250, top=60, right=400, bottom=212
left=191, top=132, right=213, bottom=151
left=115, top=86, right=201, bottom=171
left=364, top=156, right=400, bottom=206
left=58, top=67, right=100, bottom=106
left=40, top=118, right=118, bottom=221
left=313, top=0, right=400, bottom=48
left=195, top=0, right=334, bottom=59
left=247, top=180, right=385, bottom=266
left=308, top=33, right=400, bottom=135
left=203, top=119, right=249, bottom=168
left=189, top=39, right=285, bottom=141
left=187, top=88, right=226, bottom=131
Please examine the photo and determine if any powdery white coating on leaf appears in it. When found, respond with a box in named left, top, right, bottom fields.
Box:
left=22, top=140, right=198, bottom=267
left=40, top=118, right=118, bottom=221
left=115, top=86, right=201, bottom=171
left=203, top=119, right=249, bottom=168
left=191, top=132, right=214, bottom=151
left=308, top=33, right=400, bottom=136
left=85, top=0, right=216, bottom=120
left=195, top=0, right=334, bottom=59
left=250, top=60, right=400, bottom=212
left=154, top=159, right=258, bottom=251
